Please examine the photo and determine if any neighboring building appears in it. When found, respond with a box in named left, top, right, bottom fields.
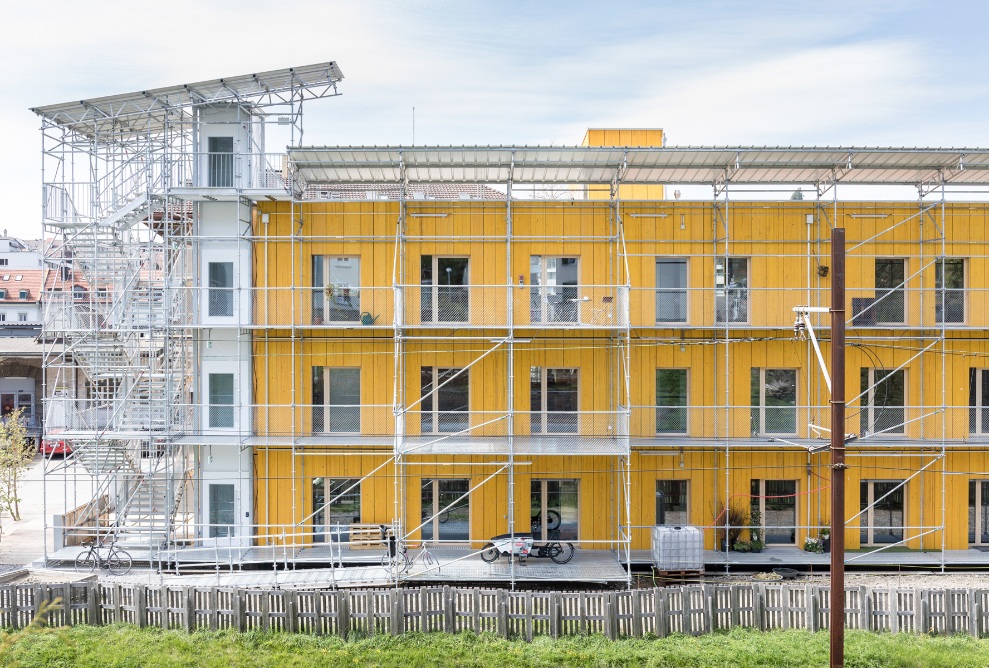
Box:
left=0, top=236, right=46, bottom=444
left=31, top=64, right=989, bottom=581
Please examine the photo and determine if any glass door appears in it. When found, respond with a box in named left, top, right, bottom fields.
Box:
left=311, top=256, right=360, bottom=324
left=530, top=256, right=579, bottom=323
left=530, top=479, right=579, bottom=541
left=750, top=479, right=797, bottom=544
left=860, top=480, right=905, bottom=545
left=969, top=480, right=989, bottom=546
left=421, top=479, right=470, bottom=543
left=421, top=256, right=469, bottom=323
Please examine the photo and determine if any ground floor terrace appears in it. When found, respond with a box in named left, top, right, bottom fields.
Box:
left=245, top=446, right=989, bottom=558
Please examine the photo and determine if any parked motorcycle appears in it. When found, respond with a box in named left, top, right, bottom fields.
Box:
left=479, top=533, right=574, bottom=564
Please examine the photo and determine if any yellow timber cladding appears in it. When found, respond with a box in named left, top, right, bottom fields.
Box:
left=251, top=196, right=989, bottom=553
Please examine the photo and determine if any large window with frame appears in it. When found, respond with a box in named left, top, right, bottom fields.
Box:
left=875, top=258, right=906, bottom=324
left=715, top=257, right=748, bottom=323
left=935, top=258, right=965, bottom=324
left=421, top=367, right=469, bottom=434
left=208, top=373, right=234, bottom=428
left=970, top=369, right=989, bottom=435
left=530, top=256, right=579, bottom=323
left=312, top=478, right=360, bottom=544
left=421, top=256, right=469, bottom=323
left=750, top=479, right=797, bottom=545
left=970, top=480, right=989, bottom=546
left=750, top=368, right=797, bottom=435
left=311, top=367, right=360, bottom=433
left=860, top=480, right=905, bottom=545
left=207, top=262, right=234, bottom=317
left=656, top=369, right=688, bottom=434
left=311, top=256, right=360, bottom=324
left=421, top=479, right=470, bottom=543
left=860, top=368, right=905, bottom=436
left=655, top=480, right=688, bottom=525
left=656, top=258, right=687, bottom=323
left=530, top=367, right=578, bottom=434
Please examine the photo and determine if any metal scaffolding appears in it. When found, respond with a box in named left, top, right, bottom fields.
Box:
left=34, top=63, right=343, bottom=563
left=32, top=65, right=989, bottom=587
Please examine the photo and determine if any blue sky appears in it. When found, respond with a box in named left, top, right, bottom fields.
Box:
left=4, top=0, right=988, bottom=237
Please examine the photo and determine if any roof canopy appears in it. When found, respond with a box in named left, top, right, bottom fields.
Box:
left=31, top=62, right=344, bottom=138
left=290, top=146, right=989, bottom=187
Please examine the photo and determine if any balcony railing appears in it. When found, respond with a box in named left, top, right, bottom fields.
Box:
left=631, top=286, right=986, bottom=329
left=171, top=152, right=297, bottom=193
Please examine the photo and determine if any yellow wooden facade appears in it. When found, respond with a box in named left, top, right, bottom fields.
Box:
left=250, top=188, right=989, bottom=553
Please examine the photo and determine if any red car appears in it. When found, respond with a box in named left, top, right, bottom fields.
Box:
left=40, top=439, right=71, bottom=456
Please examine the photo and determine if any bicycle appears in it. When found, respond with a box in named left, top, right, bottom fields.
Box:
left=74, top=538, right=133, bottom=575
left=379, top=526, right=441, bottom=575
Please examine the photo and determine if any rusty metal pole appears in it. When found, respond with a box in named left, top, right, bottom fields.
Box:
left=829, top=227, right=846, bottom=668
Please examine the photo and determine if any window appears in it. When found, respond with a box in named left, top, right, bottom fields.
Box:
left=208, top=484, right=236, bottom=538
left=207, top=136, right=234, bottom=187
left=715, top=258, right=748, bottom=323
left=96, top=287, right=109, bottom=299
left=311, top=367, right=360, bottom=433
left=875, top=258, right=906, bottom=324
left=311, top=256, right=360, bottom=323
left=750, top=368, right=797, bottom=435
left=970, top=369, right=989, bottom=435
left=420, top=256, right=469, bottom=323
left=17, top=313, right=26, bottom=322
left=935, top=258, right=965, bottom=323
left=0, top=393, right=33, bottom=419
left=312, top=478, right=360, bottom=543
left=656, top=369, right=688, bottom=434
left=860, top=480, right=904, bottom=545
left=750, top=479, right=797, bottom=544
left=656, top=480, right=688, bottom=525
left=531, top=479, right=579, bottom=541
left=421, top=479, right=470, bottom=543
left=530, top=256, right=579, bottom=323
left=860, top=368, right=905, bottom=435
left=73, top=285, right=87, bottom=300
left=208, top=373, right=234, bottom=428
left=61, top=266, right=70, bottom=280
left=0, top=290, right=7, bottom=299
left=0, top=314, right=6, bottom=323
left=530, top=367, right=578, bottom=434
left=0, top=259, right=7, bottom=266
left=656, top=258, right=687, bottom=323
left=18, top=290, right=26, bottom=300
left=207, top=262, right=234, bottom=317
left=421, top=367, right=469, bottom=434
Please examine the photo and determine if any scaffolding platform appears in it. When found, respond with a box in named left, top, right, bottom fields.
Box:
left=630, top=548, right=989, bottom=570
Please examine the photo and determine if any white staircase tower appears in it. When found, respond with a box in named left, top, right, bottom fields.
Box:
left=34, top=64, right=344, bottom=561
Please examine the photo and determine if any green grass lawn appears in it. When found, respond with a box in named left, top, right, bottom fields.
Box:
left=3, top=626, right=989, bottom=667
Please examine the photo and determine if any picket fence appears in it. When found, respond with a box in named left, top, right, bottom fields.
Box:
left=4, top=582, right=989, bottom=640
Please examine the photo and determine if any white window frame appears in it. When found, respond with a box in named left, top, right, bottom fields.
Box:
left=860, top=368, right=906, bottom=436
left=655, top=257, right=688, bottom=324
left=715, top=257, right=749, bottom=324
left=420, top=366, right=470, bottom=434
left=750, top=368, right=798, bottom=436
left=530, top=367, right=579, bottom=434
left=971, top=368, right=989, bottom=435
left=860, top=479, right=906, bottom=546
left=311, top=366, right=360, bottom=434
left=656, top=368, right=688, bottom=435
left=311, top=255, right=361, bottom=324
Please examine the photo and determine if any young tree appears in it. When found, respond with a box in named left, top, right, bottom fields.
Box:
left=0, top=408, right=35, bottom=521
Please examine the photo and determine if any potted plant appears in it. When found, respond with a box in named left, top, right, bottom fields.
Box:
left=819, top=528, right=831, bottom=553
left=749, top=539, right=765, bottom=553
left=803, top=536, right=824, bottom=553
left=714, top=501, right=750, bottom=552
left=749, top=509, right=763, bottom=549
left=733, top=540, right=751, bottom=552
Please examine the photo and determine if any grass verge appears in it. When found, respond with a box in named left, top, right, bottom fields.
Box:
left=3, top=625, right=989, bottom=667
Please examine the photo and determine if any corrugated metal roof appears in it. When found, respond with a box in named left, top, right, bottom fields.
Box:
left=31, top=62, right=344, bottom=138
left=290, top=146, right=989, bottom=187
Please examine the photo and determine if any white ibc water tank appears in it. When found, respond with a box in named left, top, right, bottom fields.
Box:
left=652, top=525, right=704, bottom=571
